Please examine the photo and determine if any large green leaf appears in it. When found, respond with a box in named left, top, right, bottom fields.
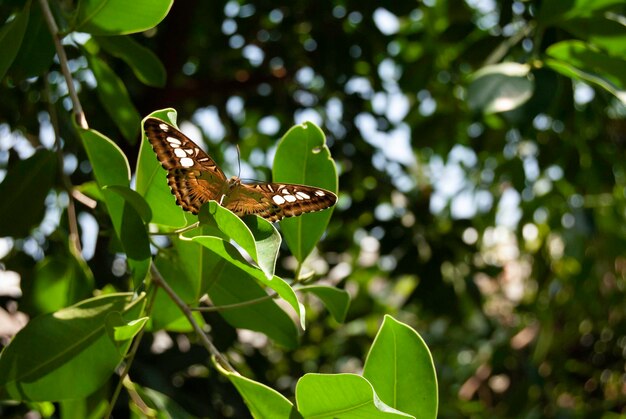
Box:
left=546, top=40, right=626, bottom=104
left=198, top=202, right=281, bottom=279
left=95, top=35, right=166, bottom=87
left=0, top=149, right=57, bottom=237
left=8, top=2, right=55, bottom=79
left=0, top=1, right=29, bottom=81
left=185, top=234, right=302, bottom=347
left=296, top=373, right=413, bottom=418
left=29, top=254, right=94, bottom=314
left=362, top=315, right=438, bottom=419
left=78, top=127, right=150, bottom=286
left=273, top=122, right=338, bottom=262
left=75, top=0, right=173, bottom=36
left=0, top=293, right=144, bottom=401
left=217, top=363, right=297, bottom=419
left=85, top=52, right=141, bottom=144
left=135, top=109, right=187, bottom=228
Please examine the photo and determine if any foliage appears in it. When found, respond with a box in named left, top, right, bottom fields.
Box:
left=1, top=0, right=626, bottom=417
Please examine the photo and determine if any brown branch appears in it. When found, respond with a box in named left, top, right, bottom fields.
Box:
left=38, top=0, right=88, bottom=129
left=44, top=74, right=83, bottom=256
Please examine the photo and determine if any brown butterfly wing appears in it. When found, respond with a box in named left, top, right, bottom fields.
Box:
left=223, top=182, right=337, bottom=223
left=144, top=117, right=228, bottom=214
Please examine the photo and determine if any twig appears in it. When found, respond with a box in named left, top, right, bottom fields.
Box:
left=192, top=292, right=278, bottom=312
left=483, top=22, right=535, bottom=67
left=104, top=289, right=157, bottom=419
left=44, top=74, right=82, bottom=256
left=38, top=0, right=88, bottom=129
left=150, top=263, right=237, bottom=373
left=71, top=189, right=98, bottom=209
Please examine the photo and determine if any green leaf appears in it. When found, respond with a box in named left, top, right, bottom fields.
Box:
left=136, top=109, right=187, bottom=229
left=538, top=0, right=625, bottom=25
left=298, top=285, right=350, bottom=323
left=95, top=35, right=166, bottom=87
left=0, top=293, right=144, bottom=402
left=149, top=245, right=205, bottom=332
left=0, top=1, right=29, bottom=81
left=0, top=149, right=57, bottom=237
left=85, top=51, right=141, bottom=144
left=198, top=201, right=281, bottom=279
left=273, top=122, right=338, bottom=262
left=216, top=363, right=298, bottom=419
left=546, top=40, right=626, bottom=104
left=107, top=313, right=148, bottom=342
left=8, top=2, right=55, bottom=79
left=131, top=385, right=195, bottom=419
left=103, top=185, right=152, bottom=223
left=559, top=15, right=626, bottom=58
left=75, top=0, right=173, bottom=36
left=78, top=127, right=150, bottom=286
left=185, top=234, right=301, bottom=347
left=467, top=63, right=534, bottom=113
left=362, top=315, right=438, bottom=419
left=29, top=254, right=95, bottom=314
left=296, top=373, right=413, bottom=418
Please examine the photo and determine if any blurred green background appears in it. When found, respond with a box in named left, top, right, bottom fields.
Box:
left=1, top=0, right=625, bottom=417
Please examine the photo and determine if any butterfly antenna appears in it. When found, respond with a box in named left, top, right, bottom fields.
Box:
left=236, top=144, right=242, bottom=178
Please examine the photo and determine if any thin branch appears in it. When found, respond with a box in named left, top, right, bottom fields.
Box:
left=483, top=22, right=536, bottom=67
left=192, top=292, right=278, bottom=312
left=150, top=263, right=237, bottom=373
left=45, top=74, right=82, bottom=256
left=104, top=289, right=157, bottom=419
left=71, top=189, right=98, bottom=209
left=38, top=0, right=88, bottom=129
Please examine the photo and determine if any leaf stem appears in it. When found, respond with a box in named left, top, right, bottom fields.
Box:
left=192, top=292, right=278, bottom=312
left=38, top=0, right=88, bottom=129
left=148, top=221, right=200, bottom=236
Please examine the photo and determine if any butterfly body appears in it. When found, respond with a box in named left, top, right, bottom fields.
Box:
left=144, top=117, right=337, bottom=222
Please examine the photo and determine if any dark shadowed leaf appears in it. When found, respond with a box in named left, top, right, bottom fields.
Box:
left=0, top=149, right=57, bottom=237
left=96, top=35, right=166, bottom=87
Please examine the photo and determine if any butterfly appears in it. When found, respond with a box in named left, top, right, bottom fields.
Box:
left=144, top=118, right=337, bottom=223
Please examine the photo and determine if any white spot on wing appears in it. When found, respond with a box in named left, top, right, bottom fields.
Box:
left=185, top=148, right=194, bottom=155
left=180, top=157, right=194, bottom=167
left=273, top=195, right=286, bottom=205
left=159, top=123, right=169, bottom=131
left=174, top=148, right=187, bottom=158
left=315, top=190, right=325, bottom=196
left=282, top=188, right=290, bottom=195
left=284, top=195, right=297, bottom=203
left=166, top=136, right=181, bottom=145
left=296, top=191, right=310, bottom=200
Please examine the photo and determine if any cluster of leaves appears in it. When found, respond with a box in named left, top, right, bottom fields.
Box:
left=1, top=0, right=626, bottom=417
left=0, top=1, right=439, bottom=417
